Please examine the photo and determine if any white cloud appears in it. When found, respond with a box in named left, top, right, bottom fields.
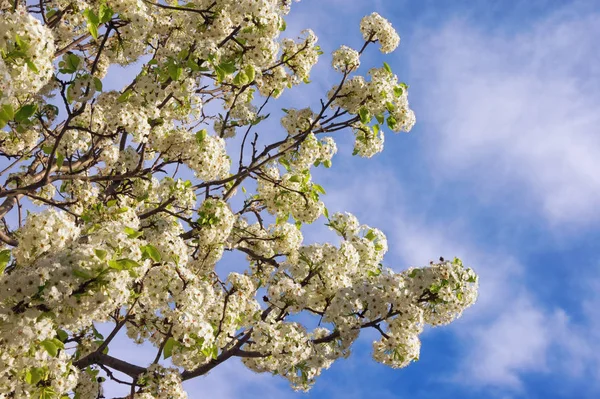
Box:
left=409, top=7, right=600, bottom=226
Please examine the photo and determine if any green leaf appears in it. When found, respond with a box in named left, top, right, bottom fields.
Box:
left=245, top=65, right=255, bottom=82
left=109, top=258, right=141, bottom=271
left=313, top=184, right=326, bottom=195
left=323, top=159, right=332, bottom=168
left=39, top=386, right=56, bottom=399
left=365, top=229, right=376, bottom=241
left=375, top=113, right=385, bottom=124
left=141, top=244, right=161, bottom=263
left=56, top=329, right=69, bottom=343
left=233, top=71, right=248, bottom=86
left=218, top=61, right=236, bottom=75
left=0, top=104, right=14, bottom=121
left=88, top=21, right=99, bottom=40
left=186, top=58, right=200, bottom=71
left=27, top=367, right=46, bottom=385
left=83, top=9, right=100, bottom=40
left=94, top=249, right=107, bottom=260
left=280, top=19, right=287, bottom=31
left=358, top=108, right=370, bottom=124
left=56, top=154, right=65, bottom=169
left=289, top=175, right=302, bottom=183
left=386, top=115, right=397, bottom=130
left=385, top=101, right=395, bottom=113
left=0, top=249, right=10, bottom=275
left=393, top=86, right=403, bottom=97
left=93, top=77, right=103, bottom=91
left=72, top=269, right=94, bottom=279
left=46, top=9, right=58, bottom=19
left=25, top=59, right=39, bottom=73
left=14, top=34, right=27, bottom=49
left=167, top=63, right=183, bottom=81
left=51, top=337, right=65, bottom=350
left=195, top=129, right=207, bottom=144
left=92, top=324, right=104, bottom=340
left=128, top=231, right=143, bottom=239
left=40, top=339, right=58, bottom=357
left=124, top=227, right=143, bottom=239
left=117, top=89, right=133, bottom=103
left=163, top=337, right=176, bottom=359
left=14, top=104, right=37, bottom=123
left=214, top=65, right=226, bottom=82
left=99, top=4, right=114, bottom=23
left=278, top=157, right=291, bottom=172
left=383, top=62, right=392, bottom=73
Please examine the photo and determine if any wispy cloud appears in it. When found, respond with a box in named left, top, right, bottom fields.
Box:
left=408, top=6, right=600, bottom=227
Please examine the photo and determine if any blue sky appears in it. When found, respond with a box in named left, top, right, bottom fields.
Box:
left=94, top=0, right=600, bottom=397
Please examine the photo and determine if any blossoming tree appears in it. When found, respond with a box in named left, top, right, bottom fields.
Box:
left=0, top=0, right=479, bottom=397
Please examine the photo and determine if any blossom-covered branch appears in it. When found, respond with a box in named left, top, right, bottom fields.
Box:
left=0, top=1, right=477, bottom=398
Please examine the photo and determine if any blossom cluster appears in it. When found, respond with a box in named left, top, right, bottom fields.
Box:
left=0, top=7, right=55, bottom=105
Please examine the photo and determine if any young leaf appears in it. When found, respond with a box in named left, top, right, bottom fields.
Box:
left=40, top=339, right=58, bottom=357
left=359, top=108, right=370, bottom=124
left=245, top=64, right=255, bottom=82
left=117, top=89, right=133, bottom=103
left=83, top=9, right=100, bottom=40
left=167, top=64, right=183, bottom=81
left=99, top=4, right=114, bottom=23
left=141, top=244, right=161, bottom=263
left=93, top=77, right=103, bottom=91
left=163, top=337, right=176, bottom=359
left=0, top=249, right=11, bottom=275
left=56, top=154, right=65, bottom=169
left=14, top=104, right=37, bottom=123
left=94, top=249, right=107, bottom=260
left=196, top=129, right=207, bottom=144
left=383, top=62, right=392, bottom=73
left=56, top=329, right=69, bottom=343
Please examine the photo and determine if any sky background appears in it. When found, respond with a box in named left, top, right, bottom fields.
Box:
left=97, top=0, right=600, bottom=398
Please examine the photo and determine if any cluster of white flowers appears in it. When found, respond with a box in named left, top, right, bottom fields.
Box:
left=184, top=199, right=235, bottom=274
left=157, top=178, right=197, bottom=215
left=280, top=30, right=320, bottom=85
left=331, top=68, right=415, bottom=129
left=402, top=258, right=479, bottom=326
left=0, top=57, right=13, bottom=105
left=257, top=164, right=325, bottom=224
left=67, top=75, right=97, bottom=103
left=150, top=127, right=230, bottom=181
left=138, top=365, right=187, bottom=399
left=278, top=133, right=337, bottom=171
left=0, top=128, right=40, bottom=156
left=12, top=209, right=80, bottom=266
left=331, top=45, right=361, bottom=72
left=281, top=108, right=318, bottom=136
left=360, top=12, right=400, bottom=53
left=95, top=92, right=152, bottom=144
left=0, top=7, right=55, bottom=104
left=73, top=368, right=103, bottom=399
left=61, top=179, right=100, bottom=213
left=0, top=338, right=79, bottom=398
left=352, top=122, right=385, bottom=158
